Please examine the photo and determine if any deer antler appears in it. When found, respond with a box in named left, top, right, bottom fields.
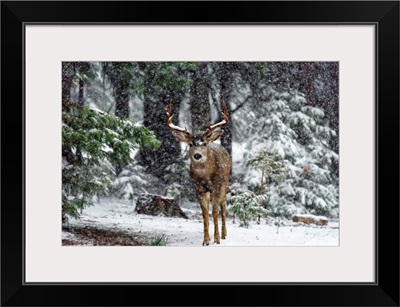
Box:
left=202, top=101, right=229, bottom=138
left=165, top=99, right=192, bottom=137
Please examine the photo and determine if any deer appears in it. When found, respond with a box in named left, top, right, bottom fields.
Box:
left=165, top=100, right=231, bottom=246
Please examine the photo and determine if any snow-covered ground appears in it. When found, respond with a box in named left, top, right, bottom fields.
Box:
left=63, top=197, right=339, bottom=247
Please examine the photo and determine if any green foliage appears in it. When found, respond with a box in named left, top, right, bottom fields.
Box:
left=109, top=162, right=153, bottom=200
left=102, top=62, right=142, bottom=97
left=146, top=234, right=168, bottom=246
left=142, top=62, right=195, bottom=95
left=251, top=62, right=270, bottom=79
left=227, top=185, right=268, bottom=228
left=71, top=62, right=96, bottom=86
left=246, top=149, right=289, bottom=183
left=62, top=104, right=160, bottom=220
left=244, top=149, right=289, bottom=219
left=102, top=62, right=197, bottom=102
left=274, top=218, right=284, bottom=234
left=72, top=73, right=90, bottom=85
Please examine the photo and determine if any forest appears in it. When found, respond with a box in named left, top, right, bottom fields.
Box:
left=62, top=61, right=339, bottom=246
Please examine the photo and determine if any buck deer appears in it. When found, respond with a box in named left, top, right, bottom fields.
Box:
left=165, top=100, right=231, bottom=246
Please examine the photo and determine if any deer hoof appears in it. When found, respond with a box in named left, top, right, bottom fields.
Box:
left=222, top=236, right=226, bottom=240
left=203, top=242, right=209, bottom=246
left=215, top=241, right=220, bottom=244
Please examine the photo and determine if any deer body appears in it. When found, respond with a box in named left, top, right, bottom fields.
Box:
left=190, top=143, right=231, bottom=245
left=165, top=100, right=231, bottom=245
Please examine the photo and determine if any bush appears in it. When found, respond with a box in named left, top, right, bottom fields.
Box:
left=227, top=184, right=268, bottom=228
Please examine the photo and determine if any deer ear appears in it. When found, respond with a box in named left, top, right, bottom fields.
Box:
left=171, top=130, right=192, bottom=143
left=204, top=129, right=224, bottom=143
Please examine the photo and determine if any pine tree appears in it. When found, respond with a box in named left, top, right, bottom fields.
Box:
left=62, top=104, right=160, bottom=220
left=227, top=184, right=268, bottom=228
left=243, top=88, right=339, bottom=218
left=246, top=149, right=288, bottom=222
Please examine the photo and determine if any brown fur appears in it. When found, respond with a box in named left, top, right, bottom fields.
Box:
left=189, top=143, right=231, bottom=245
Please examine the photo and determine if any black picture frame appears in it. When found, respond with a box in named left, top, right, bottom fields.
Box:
left=1, top=1, right=399, bottom=306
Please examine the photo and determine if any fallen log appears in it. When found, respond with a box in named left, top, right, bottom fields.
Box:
left=292, top=214, right=328, bottom=226
left=135, top=194, right=188, bottom=219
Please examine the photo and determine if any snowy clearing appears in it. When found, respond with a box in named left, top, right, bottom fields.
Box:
left=63, top=197, right=339, bottom=247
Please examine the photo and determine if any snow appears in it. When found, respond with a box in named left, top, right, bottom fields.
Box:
left=140, top=193, right=174, bottom=200
left=63, top=197, right=339, bottom=247
left=101, top=144, right=113, bottom=153
left=209, top=119, right=227, bottom=129
left=167, top=121, right=187, bottom=132
left=231, top=141, right=246, bottom=179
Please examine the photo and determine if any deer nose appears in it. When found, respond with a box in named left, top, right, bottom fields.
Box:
left=194, top=153, right=202, bottom=160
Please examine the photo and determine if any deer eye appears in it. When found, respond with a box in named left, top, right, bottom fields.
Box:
left=203, top=143, right=206, bottom=146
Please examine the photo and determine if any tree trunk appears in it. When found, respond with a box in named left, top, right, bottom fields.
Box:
left=135, top=193, right=188, bottom=219
left=62, top=62, right=76, bottom=110
left=299, top=62, right=316, bottom=105
left=218, top=62, right=233, bottom=157
left=190, top=62, right=211, bottom=135
left=76, top=62, right=91, bottom=106
left=260, top=170, right=265, bottom=195
left=319, top=62, right=339, bottom=179
left=112, top=81, right=131, bottom=175
left=330, top=63, right=339, bottom=179
left=138, top=87, right=181, bottom=181
left=78, top=79, right=84, bottom=105
left=328, top=62, right=339, bottom=153
left=293, top=214, right=328, bottom=226
left=257, top=170, right=265, bottom=224
left=115, top=90, right=130, bottom=119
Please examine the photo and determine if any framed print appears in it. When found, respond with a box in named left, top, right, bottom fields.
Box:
left=1, top=1, right=399, bottom=306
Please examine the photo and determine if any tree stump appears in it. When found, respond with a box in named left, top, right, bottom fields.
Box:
left=135, top=194, right=188, bottom=219
left=292, top=214, right=328, bottom=226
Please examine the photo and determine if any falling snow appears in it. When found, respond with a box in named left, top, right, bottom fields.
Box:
left=62, top=61, right=339, bottom=246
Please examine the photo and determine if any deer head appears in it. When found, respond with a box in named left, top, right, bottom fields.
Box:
left=165, top=99, right=229, bottom=163
left=165, top=99, right=231, bottom=246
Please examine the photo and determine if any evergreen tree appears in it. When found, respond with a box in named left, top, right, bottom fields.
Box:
left=74, top=62, right=93, bottom=105
left=102, top=62, right=142, bottom=174
left=246, top=149, right=288, bottom=195
left=246, top=149, right=289, bottom=222
left=102, top=62, right=142, bottom=118
left=243, top=88, right=339, bottom=218
left=62, top=103, right=160, bottom=220
left=227, top=184, right=268, bottom=228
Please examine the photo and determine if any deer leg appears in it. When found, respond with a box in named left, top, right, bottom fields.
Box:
left=211, top=193, right=222, bottom=244
left=198, top=192, right=210, bottom=246
left=220, top=198, right=227, bottom=239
